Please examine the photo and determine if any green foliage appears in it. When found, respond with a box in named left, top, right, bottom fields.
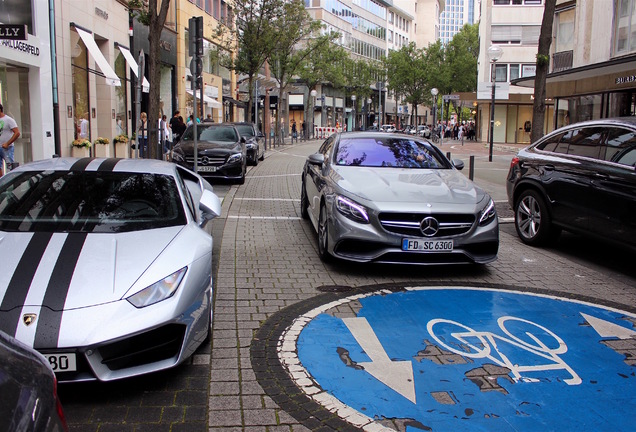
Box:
left=126, top=0, right=150, bottom=26
left=536, top=53, right=550, bottom=67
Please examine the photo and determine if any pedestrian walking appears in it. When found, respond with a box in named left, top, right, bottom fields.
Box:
left=137, top=112, right=148, bottom=158
left=301, top=121, right=306, bottom=140
left=0, top=103, right=20, bottom=173
left=291, top=120, right=298, bottom=143
left=159, top=114, right=171, bottom=156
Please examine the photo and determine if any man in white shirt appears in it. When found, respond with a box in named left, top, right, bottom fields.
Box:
left=0, top=103, right=20, bottom=168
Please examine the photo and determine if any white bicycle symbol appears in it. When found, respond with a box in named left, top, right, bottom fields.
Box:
left=427, top=316, right=582, bottom=385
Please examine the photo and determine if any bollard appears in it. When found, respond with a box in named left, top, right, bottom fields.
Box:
left=469, top=155, right=475, bottom=180
left=446, top=151, right=451, bottom=160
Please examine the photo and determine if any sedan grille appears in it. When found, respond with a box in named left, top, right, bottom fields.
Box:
left=379, top=212, right=475, bottom=237
left=185, top=155, right=226, bottom=166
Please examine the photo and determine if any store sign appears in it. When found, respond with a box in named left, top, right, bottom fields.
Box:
left=0, top=24, right=27, bottom=40
left=1, top=39, right=39, bottom=56
left=616, top=75, right=636, bottom=85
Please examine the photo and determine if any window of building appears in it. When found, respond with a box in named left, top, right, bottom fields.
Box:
left=71, top=32, right=90, bottom=143
left=510, top=64, right=520, bottom=81
left=555, top=7, right=575, bottom=53
left=493, top=64, right=508, bottom=82
left=615, top=0, right=636, bottom=55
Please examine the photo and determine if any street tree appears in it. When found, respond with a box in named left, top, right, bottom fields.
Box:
left=297, top=37, right=348, bottom=134
left=423, top=41, right=451, bottom=123
left=214, top=0, right=283, bottom=123
left=385, top=43, right=427, bottom=126
left=127, top=0, right=171, bottom=160
left=269, top=0, right=323, bottom=143
left=531, top=0, right=557, bottom=142
left=341, top=57, right=379, bottom=129
left=446, top=23, right=479, bottom=123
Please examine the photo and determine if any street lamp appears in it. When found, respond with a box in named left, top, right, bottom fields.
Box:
left=367, top=97, right=372, bottom=130
left=310, top=89, right=317, bottom=139
left=487, top=44, right=503, bottom=162
left=431, top=87, right=438, bottom=134
left=351, top=94, right=356, bottom=131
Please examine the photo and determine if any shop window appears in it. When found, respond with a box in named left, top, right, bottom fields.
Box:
left=114, top=52, right=128, bottom=136
left=71, top=34, right=90, bottom=142
left=0, top=64, right=32, bottom=164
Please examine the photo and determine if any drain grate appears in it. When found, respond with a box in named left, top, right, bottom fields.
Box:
left=316, top=285, right=353, bottom=293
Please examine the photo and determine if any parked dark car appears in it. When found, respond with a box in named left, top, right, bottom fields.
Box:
left=0, top=330, right=68, bottom=432
left=172, top=123, right=247, bottom=184
left=226, top=122, right=265, bottom=165
left=506, top=117, right=636, bottom=251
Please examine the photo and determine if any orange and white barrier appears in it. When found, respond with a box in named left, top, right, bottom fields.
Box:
left=314, top=127, right=340, bottom=139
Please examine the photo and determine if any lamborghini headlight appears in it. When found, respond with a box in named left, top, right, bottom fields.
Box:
left=336, top=195, right=369, bottom=224
left=479, top=198, right=497, bottom=226
left=127, top=267, right=187, bottom=308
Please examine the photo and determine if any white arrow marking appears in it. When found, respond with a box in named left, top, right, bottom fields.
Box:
left=581, top=313, right=636, bottom=339
left=342, top=317, right=416, bottom=403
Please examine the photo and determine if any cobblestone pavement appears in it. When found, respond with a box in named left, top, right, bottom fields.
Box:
left=56, top=138, right=635, bottom=432
left=208, top=139, right=636, bottom=431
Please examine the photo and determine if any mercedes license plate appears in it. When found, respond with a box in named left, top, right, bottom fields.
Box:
left=197, top=166, right=217, bottom=172
left=402, top=239, right=454, bottom=252
left=44, top=353, right=77, bottom=372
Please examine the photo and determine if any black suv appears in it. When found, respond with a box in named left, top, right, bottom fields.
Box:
left=506, top=117, right=636, bottom=251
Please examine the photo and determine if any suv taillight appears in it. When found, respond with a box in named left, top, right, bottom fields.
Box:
left=510, top=157, right=520, bottom=169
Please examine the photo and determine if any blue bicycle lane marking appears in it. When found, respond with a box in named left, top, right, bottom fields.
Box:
left=295, top=287, right=636, bottom=431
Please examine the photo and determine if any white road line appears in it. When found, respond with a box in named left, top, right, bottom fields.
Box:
left=228, top=215, right=302, bottom=220
left=234, top=198, right=300, bottom=201
left=248, top=174, right=300, bottom=178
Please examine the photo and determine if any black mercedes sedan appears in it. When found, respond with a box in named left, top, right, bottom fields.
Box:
left=172, top=123, right=247, bottom=184
left=506, top=117, right=636, bottom=251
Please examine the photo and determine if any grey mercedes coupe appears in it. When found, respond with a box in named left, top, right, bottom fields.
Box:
left=300, top=132, right=499, bottom=265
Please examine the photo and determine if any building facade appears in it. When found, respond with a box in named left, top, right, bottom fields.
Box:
left=477, top=0, right=549, bottom=145
left=439, top=0, right=477, bottom=45
left=514, top=0, right=636, bottom=128
left=0, top=0, right=55, bottom=164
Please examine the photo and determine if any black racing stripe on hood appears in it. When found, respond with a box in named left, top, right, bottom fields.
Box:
left=34, top=232, right=88, bottom=349
left=0, top=232, right=54, bottom=337
left=97, top=158, right=122, bottom=172
left=70, top=158, right=94, bottom=171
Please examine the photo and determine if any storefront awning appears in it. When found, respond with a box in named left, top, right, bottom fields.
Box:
left=187, top=89, right=222, bottom=108
left=116, top=43, right=149, bottom=93
left=73, top=25, right=120, bottom=87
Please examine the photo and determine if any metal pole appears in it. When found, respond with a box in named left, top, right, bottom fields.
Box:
left=489, top=78, right=496, bottom=162
left=135, top=50, right=144, bottom=159
left=469, top=155, right=475, bottom=180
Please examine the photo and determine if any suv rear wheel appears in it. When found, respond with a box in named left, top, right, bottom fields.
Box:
left=514, top=189, right=559, bottom=246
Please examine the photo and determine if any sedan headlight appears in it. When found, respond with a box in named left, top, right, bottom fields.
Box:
left=479, top=198, right=497, bottom=226
left=336, top=195, right=369, bottom=224
left=127, top=267, right=187, bottom=308
left=245, top=142, right=256, bottom=150
left=227, top=153, right=243, bottom=164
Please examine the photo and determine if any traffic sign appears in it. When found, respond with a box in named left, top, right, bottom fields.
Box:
left=443, top=94, right=460, bottom=101
left=292, top=287, right=636, bottom=431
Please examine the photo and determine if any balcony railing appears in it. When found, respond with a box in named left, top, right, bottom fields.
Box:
left=552, top=50, right=573, bottom=73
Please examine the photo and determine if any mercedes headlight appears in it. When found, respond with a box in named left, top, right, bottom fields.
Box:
left=336, top=196, right=369, bottom=224
left=227, top=153, right=243, bottom=164
left=127, top=267, right=187, bottom=308
left=479, top=198, right=497, bottom=226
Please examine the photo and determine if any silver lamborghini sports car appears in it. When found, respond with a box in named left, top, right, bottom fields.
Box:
left=300, top=132, right=499, bottom=264
left=0, top=157, right=221, bottom=382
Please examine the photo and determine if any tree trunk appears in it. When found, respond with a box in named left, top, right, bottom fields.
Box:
left=146, top=0, right=170, bottom=160
left=531, top=0, right=557, bottom=143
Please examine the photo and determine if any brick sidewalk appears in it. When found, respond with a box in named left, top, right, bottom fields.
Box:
left=207, top=140, right=636, bottom=431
